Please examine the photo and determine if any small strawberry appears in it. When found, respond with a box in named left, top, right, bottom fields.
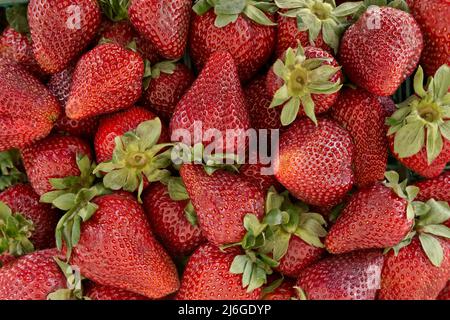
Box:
left=85, top=283, right=150, bottom=300
left=437, top=281, right=450, bottom=300
left=414, top=171, right=450, bottom=202
left=296, top=250, right=384, bottom=300
left=267, top=45, right=342, bottom=126
left=387, top=65, right=450, bottom=178
left=190, top=0, right=277, bottom=82
left=66, top=43, right=144, bottom=120
left=28, top=0, right=101, bottom=74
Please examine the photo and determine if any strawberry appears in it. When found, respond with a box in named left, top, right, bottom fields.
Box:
left=0, top=59, right=60, bottom=151
left=274, top=117, right=354, bottom=207
left=267, top=45, right=342, bottom=126
left=387, top=65, right=450, bottom=178
left=28, top=0, right=101, bottom=74
left=414, top=171, right=450, bottom=202
left=261, top=278, right=296, bottom=300
left=190, top=1, right=277, bottom=82
left=85, top=283, right=150, bottom=300
left=175, top=243, right=261, bottom=300
left=331, top=87, right=388, bottom=186
left=170, top=51, right=251, bottom=153
left=339, top=5, right=423, bottom=96
left=66, top=43, right=144, bottom=120
left=240, top=161, right=282, bottom=194
left=296, top=250, right=384, bottom=300
left=21, top=135, right=93, bottom=196
left=378, top=95, right=397, bottom=117
left=128, top=0, right=191, bottom=59
left=437, top=281, right=450, bottom=300
left=143, top=61, right=195, bottom=122
left=142, top=181, right=205, bottom=257
left=408, top=0, right=450, bottom=76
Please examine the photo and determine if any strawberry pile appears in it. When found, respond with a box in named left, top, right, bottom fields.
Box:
left=0, top=0, right=449, bottom=301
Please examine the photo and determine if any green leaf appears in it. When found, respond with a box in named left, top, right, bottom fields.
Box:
left=418, top=199, right=450, bottom=226
left=322, top=19, right=339, bottom=52
left=214, top=0, right=246, bottom=15
left=333, top=1, right=364, bottom=17
left=430, top=64, right=450, bottom=100
left=184, top=201, right=198, bottom=227
left=264, top=187, right=285, bottom=214
left=168, top=177, right=190, bottom=201
left=243, top=214, right=266, bottom=237
left=270, top=85, right=290, bottom=108
left=53, top=193, right=77, bottom=211
left=281, top=97, right=300, bottom=126
left=230, top=254, right=249, bottom=274
left=413, top=66, right=426, bottom=98
left=193, top=0, right=213, bottom=15
left=426, top=124, right=443, bottom=164
left=103, top=168, right=129, bottom=190
left=273, top=60, right=286, bottom=78
left=243, top=4, right=277, bottom=26
left=275, top=0, right=306, bottom=9
left=405, top=186, right=419, bottom=202
left=247, top=265, right=267, bottom=292
left=214, top=14, right=239, bottom=27
left=393, top=121, right=425, bottom=158
left=422, top=224, right=450, bottom=239
left=419, top=233, right=443, bottom=267
left=136, top=118, right=162, bottom=150
left=5, top=5, right=29, bottom=34
left=440, top=121, right=450, bottom=141
left=301, top=94, right=317, bottom=125
left=294, top=228, right=324, bottom=248
left=272, top=230, right=291, bottom=261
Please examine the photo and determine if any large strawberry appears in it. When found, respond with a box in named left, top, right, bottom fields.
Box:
left=415, top=171, right=450, bottom=202
left=296, top=250, right=384, bottom=300
left=331, top=87, right=388, bottom=186
left=128, top=0, right=191, bottom=59
left=85, top=283, right=150, bottom=300
left=240, top=160, right=282, bottom=194
left=274, top=117, right=354, bottom=207
left=0, top=59, right=60, bottom=151
left=190, top=0, right=277, bottom=82
left=66, top=43, right=144, bottom=120
left=28, top=0, right=101, bottom=73
left=176, top=244, right=261, bottom=300
left=387, top=65, right=450, bottom=178
left=339, top=5, right=423, bottom=96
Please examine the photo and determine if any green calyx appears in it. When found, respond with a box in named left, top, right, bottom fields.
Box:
left=99, top=0, right=130, bottom=22
left=143, top=60, right=177, bottom=90
left=0, top=201, right=34, bottom=257
left=383, top=171, right=419, bottom=220
left=270, top=45, right=342, bottom=126
left=94, top=118, right=173, bottom=203
left=387, top=65, right=450, bottom=164
left=167, top=177, right=198, bottom=227
left=47, top=257, right=89, bottom=300
left=275, top=0, right=364, bottom=53
left=0, top=149, right=26, bottom=192
left=5, top=4, right=29, bottom=34
left=193, top=0, right=277, bottom=27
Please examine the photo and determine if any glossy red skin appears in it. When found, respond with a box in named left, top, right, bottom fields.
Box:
left=94, top=106, right=169, bottom=164
left=379, top=237, right=450, bottom=300
left=189, top=11, right=276, bottom=82
left=48, top=65, right=99, bottom=138
left=331, top=87, right=388, bottom=187
left=66, top=43, right=144, bottom=120
left=170, top=51, right=251, bottom=153
left=0, top=184, right=59, bottom=250
left=144, top=63, right=195, bottom=122
left=0, top=254, right=16, bottom=266
left=240, top=161, right=282, bottom=194
left=267, top=47, right=343, bottom=119
left=142, top=182, right=205, bottom=257
left=437, top=281, right=450, bottom=300
left=128, top=0, right=191, bottom=59
left=297, top=250, right=384, bottom=300
left=325, top=183, right=412, bottom=254
left=277, top=236, right=324, bottom=278
left=339, top=7, right=423, bottom=96
left=85, top=283, right=150, bottom=300
left=388, top=134, right=450, bottom=178
left=0, top=249, right=66, bottom=300
left=180, top=164, right=265, bottom=246
left=21, top=135, right=92, bottom=196
left=275, top=118, right=355, bottom=207
left=28, top=0, right=101, bottom=74
left=261, top=278, right=296, bottom=300
left=71, top=193, right=179, bottom=299
left=0, top=60, right=61, bottom=151
left=414, top=171, right=450, bottom=202
left=409, top=0, right=450, bottom=76
left=176, top=244, right=261, bottom=300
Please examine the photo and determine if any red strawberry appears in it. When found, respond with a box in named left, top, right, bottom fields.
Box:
left=143, top=61, right=195, bottom=122
left=21, top=135, right=92, bottom=196
left=240, top=161, right=282, bottom=194
left=142, top=182, right=205, bottom=257
left=261, top=278, right=296, bottom=300
left=66, top=43, right=144, bottom=120
left=0, top=59, right=60, bottom=151
left=275, top=117, right=354, bottom=207
left=189, top=2, right=276, bottom=82
left=85, top=283, right=150, bottom=300
left=296, top=250, right=384, bottom=300
left=378, top=95, right=397, bottom=117
left=28, top=0, right=102, bottom=73
left=331, top=87, right=388, bottom=186
left=128, top=0, right=191, bottom=59
left=339, top=6, right=423, bottom=96
left=176, top=243, right=261, bottom=300
left=437, top=281, right=450, bottom=300
left=170, top=51, right=250, bottom=153
left=387, top=65, right=450, bottom=178
left=414, top=171, right=450, bottom=202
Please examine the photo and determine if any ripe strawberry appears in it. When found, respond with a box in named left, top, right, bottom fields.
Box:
left=21, top=135, right=92, bottom=196
left=28, top=0, right=101, bottom=73
left=176, top=244, right=261, bottom=300
left=170, top=51, right=251, bottom=153
left=414, top=171, right=450, bottom=202
left=387, top=65, right=450, bottom=178
left=261, top=278, right=296, bottom=300
left=66, top=43, right=144, bottom=120
left=128, top=0, right=191, bottom=59
left=331, top=87, right=388, bottom=186
left=296, top=250, right=384, bottom=300
left=437, top=281, right=450, bottom=300
left=142, top=182, right=205, bottom=257
left=240, top=161, right=282, bottom=194
left=378, top=95, right=397, bottom=117
left=189, top=1, right=277, bottom=82
left=85, top=283, right=150, bottom=300
left=408, top=0, right=450, bottom=76
left=267, top=45, right=342, bottom=126
left=0, top=59, right=60, bottom=151
left=339, top=6, right=423, bottom=96
left=275, top=117, right=354, bottom=207
left=143, top=61, right=195, bottom=122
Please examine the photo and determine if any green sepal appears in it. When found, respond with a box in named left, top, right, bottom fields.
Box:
left=419, top=233, right=444, bottom=267
left=384, top=230, right=416, bottom=256
left=184, top=201, right=198, bottom=227
left=261, top=275, right=284, bottom=296
left=47, top=257, right=89, bottom=300
left=0, top=149, right=26, bottom=191
left=99, top=0, right=130, bottom=22
left=5, top=4, right=29, bottom=34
